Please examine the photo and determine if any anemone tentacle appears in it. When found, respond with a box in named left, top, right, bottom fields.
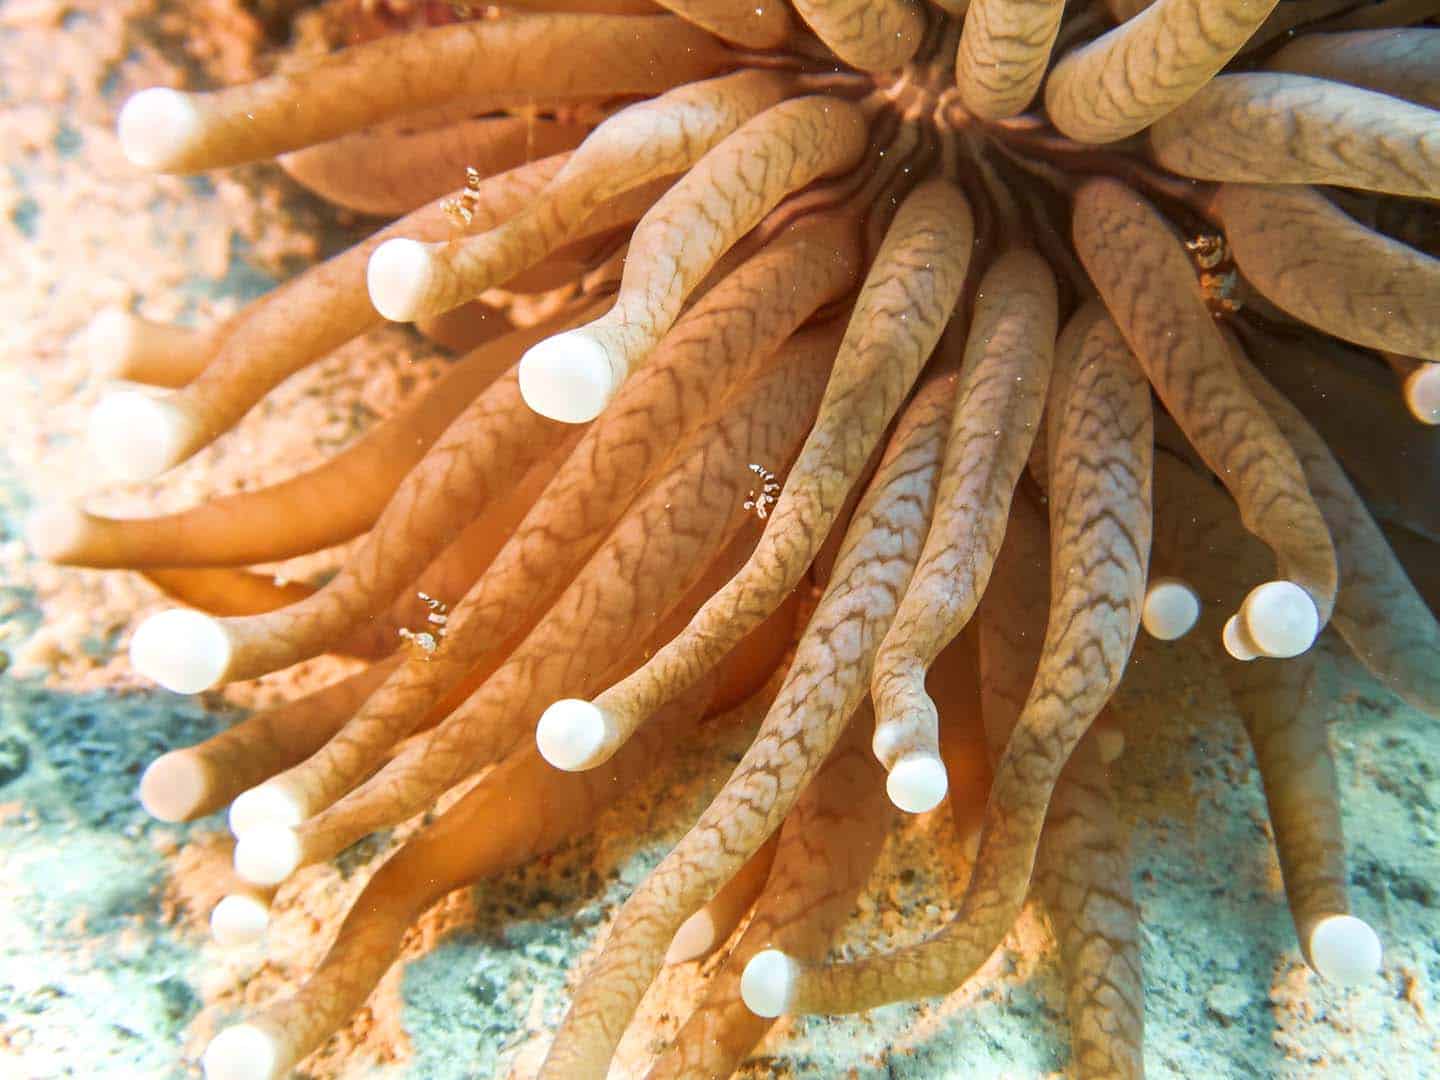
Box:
left=32, top=4, right=1439, bottom=1077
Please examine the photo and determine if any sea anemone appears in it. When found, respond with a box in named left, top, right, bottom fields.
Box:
left=26, top=0, right=1440, bottom=1077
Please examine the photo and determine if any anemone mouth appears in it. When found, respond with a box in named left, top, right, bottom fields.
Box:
left=22, top=2, right=1440, bottom=1078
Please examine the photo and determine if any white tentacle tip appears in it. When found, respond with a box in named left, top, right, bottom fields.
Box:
left=536, top=698, right=610, bottom=771
left=88, top=389, right=189, bottom=482
left=367, top=237, right=437, bottom=322
left=24, top=502, right=88, bottom=563
left=741, top=948, right=797, bottom=1018
left=1241, top=580, right=1319, bottom=659
left=519, top=329, right=619, bottom=423
left=229, top=782, right=305, bottom=837
left=1222, top=614, right=1259, bottom=662
left=210, top=894, right=270, bottom=947
left=886, top=751, right=949, bottom=814
left=233, top=823, right=301, bottom=886
left=1142, top=578, right=1201, bottom=641
left=83, top=307, right=140, bottom=378
left=118, top=87, right=200, bottom=171
left=129, top=608, right=231, bottom=694
left=139, top=750, right=206, bottom=822
left=1403, top=363, right=1440, bottom=426
left=202, top=1023, right=279, bottom=1080
left=1310, top=914, right=1383, bottom=986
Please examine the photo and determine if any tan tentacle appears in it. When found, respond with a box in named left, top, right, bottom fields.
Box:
left=869, top=248, right=1057, bottom=813
left=647, top=707, right=892, bottom=1079
left=1268, top=28, right=1440, bottom=110
left=1045, top=0, right=1279, bottom=143
left=1238, top=329, right=1440, bottom=546
left=1033, top=731, right=1146, bottom=1080
left=650, top=0, right=793, bottom=47
left=982, top=497, right=1144, bottom=1080
left=1213, top=183, right=1440, bottom=361
left=516, top=95, right=869, bottom=422
left=117, top=15, right=729, bottom=172
left=955, top=0, right=1067, bottom=119
left=788, top=0, right=926, bottom=73
left=82, top=307, right=219, bottom=386
left=87, top=155, right=566, bottom=483
left=235, top=223, right=857, bottom=837
left=138, top=658, right=399, bottom=824
left=663, top=833, right=781, bottom=965
left=1233, top=346, right=1440, bottom=717
left=1225, top=647, right=1383, bottom=984
left=278, top=114, right=592, bottom=216
left=365, top=70, right=796, bottom=324
left=1153, top=452, right=1383, bottom=986
left=1149, top=73, right=1440, bottom=199
left=582, top=179, right=975, bottom=752
left=32, top=308, right=587, bottom=569
left=749, top=300, right=1151, bottom=1017
left=128, top=365, right=574, bottom=692
left=538, top=372, right=956, bottom=1079
left=202, top=679, right=716, bottom=1080
left=1072, top=178, right=1337, bottom=659
left=254, top=330, right=839, bottom=880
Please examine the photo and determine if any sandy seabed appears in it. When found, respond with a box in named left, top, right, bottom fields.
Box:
left=0, top=3, right=1436, bottom=1078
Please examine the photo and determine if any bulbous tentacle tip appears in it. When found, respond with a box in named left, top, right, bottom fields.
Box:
left=87, top=388, right=190, bottom=482
left=1241, top=580, right=1320, bottom=659
left=741, top=948, right=797, bottom=1018
left=139, top=750, right=206, bottom=823
left=229, top=781, right=306, bottom=837
left=23, top=501, right=87, bottom=564
left=118, top=86, right=200, bottom=172
left=1403, top=362, right=1440, bottom=426
left=664, top=906, right=718, bottom=966
left=1094, top=725, right=1126, bottom=765
left=1142, top=577, right=1201, bottom=641
left=129, top=608, right=232, bottom=694
left=536, top=697, right=610, bottom=771
left=82, top=307, right=139, bottom=378
left=1222, top=614, right=1260, bottom=662
left=210, top=893, right=270, bottom=947
left=1309, top=914, right=1383, bottom=986
left=518, top=329, right=618, bottom=423
left=203, top=1023, right=279, bottom=1080
left=886, top=750, right=949, bottom=814
left=367, top=237, right=438, bottom=323
left=233, top=822, right=302, bottom=887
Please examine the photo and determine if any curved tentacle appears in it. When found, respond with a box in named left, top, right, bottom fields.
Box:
left=539, top=371, right=956, bottom=1078
left=742, top=301, right=1151, bottom=1017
